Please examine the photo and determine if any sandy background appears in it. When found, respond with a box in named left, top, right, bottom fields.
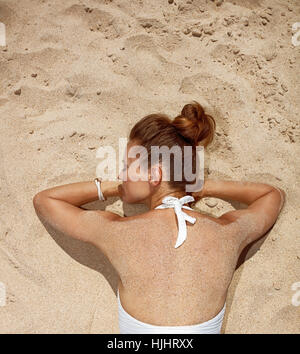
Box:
left=0, top=0, right=299, bottom=333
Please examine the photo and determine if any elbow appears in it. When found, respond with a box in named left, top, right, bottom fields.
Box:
left=279, top=188, right=286, bottom=208
left=272, top=187, right=286, bottom=211
left=275, top=187, right=286, bottom=200
left=33, top=193, right=41, bottom=210
left=33, top=192, right=47, bottom=210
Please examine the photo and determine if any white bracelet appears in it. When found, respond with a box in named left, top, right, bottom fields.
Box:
left=94, top=178, right=106, bottom=201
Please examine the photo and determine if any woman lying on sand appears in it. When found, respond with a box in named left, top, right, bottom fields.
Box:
left=33, top=100, right=285, bottom=334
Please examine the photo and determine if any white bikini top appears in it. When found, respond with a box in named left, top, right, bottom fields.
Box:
left=154, top=195, right=196, bottom=248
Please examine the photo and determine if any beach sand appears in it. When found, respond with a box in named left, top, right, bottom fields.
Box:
left=0, top=0, right=299, bottom=333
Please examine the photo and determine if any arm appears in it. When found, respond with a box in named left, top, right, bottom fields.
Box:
left=193, top=179, right=286, bottom=250
left=33, top=180, right=121, bottom=206
left=33, top=180, right=122, bottom=255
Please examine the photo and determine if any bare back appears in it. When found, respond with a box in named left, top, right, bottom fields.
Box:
left=101, top=208, right=242, bottom=326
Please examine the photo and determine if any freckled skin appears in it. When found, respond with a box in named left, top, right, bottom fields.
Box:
left=95, top=207, right=242, bottom=326
left=33, top=137, right=285, bottom=327
left=95, top=142, right=285, bottom=326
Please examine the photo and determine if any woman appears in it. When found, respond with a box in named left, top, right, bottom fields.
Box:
left=33, top=101, right=285, bottom=334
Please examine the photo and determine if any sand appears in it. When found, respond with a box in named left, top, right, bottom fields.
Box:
left=0, top=0, right=299, bottom=333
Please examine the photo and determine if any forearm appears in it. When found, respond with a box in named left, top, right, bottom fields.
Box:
left=35, top=180, right=121, bottom=207
left=195, top=179, right=278, bottom=205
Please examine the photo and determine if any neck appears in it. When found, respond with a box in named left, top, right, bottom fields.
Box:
left=147, top=190, right=188, bottom=210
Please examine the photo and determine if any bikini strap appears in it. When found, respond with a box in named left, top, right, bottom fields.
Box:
left=154, top=195, right=196, bottom=248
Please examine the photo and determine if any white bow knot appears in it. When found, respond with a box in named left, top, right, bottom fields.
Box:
left=154, top=195, right=196, bottom=248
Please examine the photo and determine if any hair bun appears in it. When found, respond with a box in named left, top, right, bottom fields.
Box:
left=171, top=100, right=216, bottom=147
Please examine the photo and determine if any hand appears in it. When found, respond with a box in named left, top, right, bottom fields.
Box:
left=118, top=183, right=123, bottom=200
left=101, top=180, right=123, bottom=199
left=192, top=190, right=205, bottom=202
left=191, top=180, right=206, bottom=202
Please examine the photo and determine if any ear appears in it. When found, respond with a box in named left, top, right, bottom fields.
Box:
left=149, top=165, right=162, bottom=186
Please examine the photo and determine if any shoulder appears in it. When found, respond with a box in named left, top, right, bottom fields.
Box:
left=90, top=208, right=158, bottom=241
left=186, top=208, right=229, bottom=227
